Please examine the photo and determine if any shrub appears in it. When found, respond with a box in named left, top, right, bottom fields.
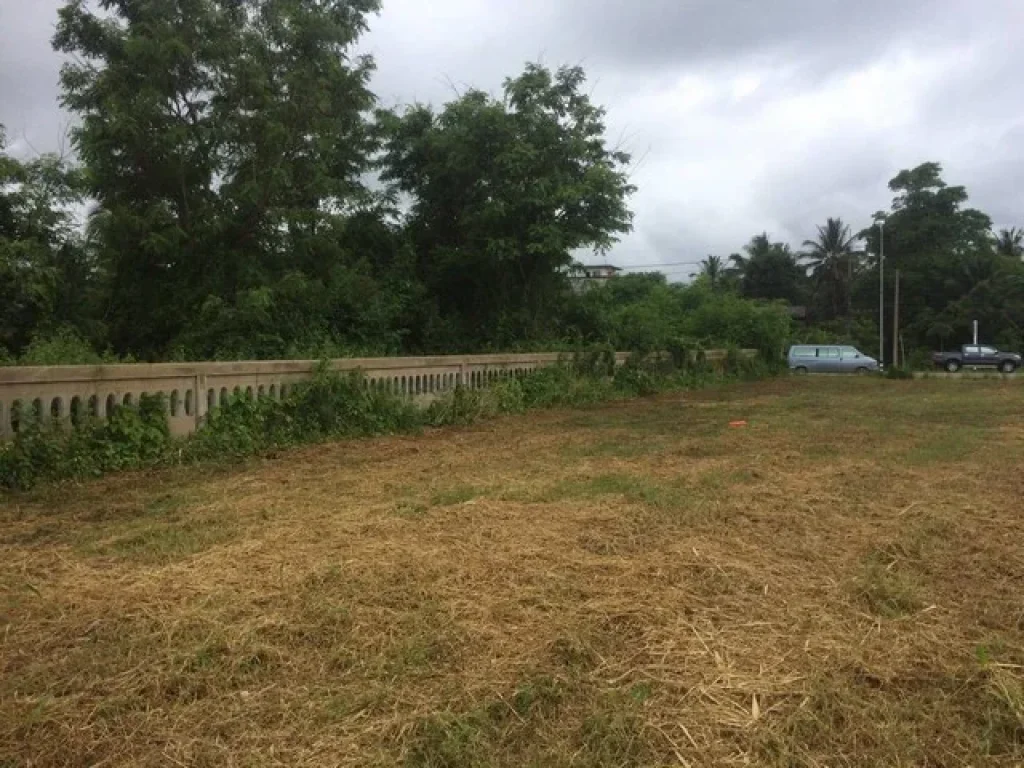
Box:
left=186, top=366, right=422, bottom=459
left=0, top=395, right=172, bottom=490
left=612, top=363, right=658, bottom=396
left=573, top=343, right=617, bottom=378
left=884, top=366, right=915, bottom=380
left=424, top=386, right=493, bottom=427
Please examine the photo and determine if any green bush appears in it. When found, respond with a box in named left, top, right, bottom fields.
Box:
left=424, top=386, right=493, bottom=427
left=612, top=364, right=658, bottom=396
left=884, top=366, right=915, bottom=380
left=0, top=395, right=171, bottom=490
left=186, top=366, right=421, bottom=459
left=573, top=342, right=617, bottom=378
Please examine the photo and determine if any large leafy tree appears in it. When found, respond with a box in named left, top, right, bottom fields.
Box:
left=803, top=217, right=858, bottom=321
left=378, top=64, right=635, bottom=349
left=53, top=0, right=381, bottom=357
left=731, top=233, right=808, bottom=306
left=861, top=163, right=1001, bottom=348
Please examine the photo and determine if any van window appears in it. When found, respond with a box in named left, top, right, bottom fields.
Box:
left=791, top=346, right=816, bottom=358
left=840, top=346, right=859, bottom=358
left=819, top=347, right=840, bottom=359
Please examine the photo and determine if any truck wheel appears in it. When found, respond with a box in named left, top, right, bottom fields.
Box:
left=945, top=360, right=961, bottom=373
left=1000, top=360, right=1018, bottom=374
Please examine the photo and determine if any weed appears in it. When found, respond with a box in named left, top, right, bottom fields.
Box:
left=577, top=691, right=654, bottom=767
left=430, top=485, right=483, bottom=507
left=394, top=500, right=429, bottom=519
left=885, top=366, right=915, bottom=380
left=83, top=517, right=236, bottom=564
left=0, top=394, right=170, bottom=490
left=855, top=551, right=923, bottom=618
left=405, top=712, right=492, bottom=768
left=981, top=665, right=1024, bottom=750
left=526, top=473, right=689, bottom=512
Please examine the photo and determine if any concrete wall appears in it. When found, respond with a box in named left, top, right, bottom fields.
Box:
left=0, top=350, right=743, bottom=441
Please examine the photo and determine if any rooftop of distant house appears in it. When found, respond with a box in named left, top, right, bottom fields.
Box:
left=580, top=264, right=621, bottom=276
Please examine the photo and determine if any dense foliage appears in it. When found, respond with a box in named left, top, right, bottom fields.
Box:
left=378, top=64, right=635, bottom=350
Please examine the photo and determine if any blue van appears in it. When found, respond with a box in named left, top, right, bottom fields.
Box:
left=788, top=345, right=879, bottom=374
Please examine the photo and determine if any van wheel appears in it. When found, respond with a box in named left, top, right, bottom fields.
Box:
left=794, top=366, right=808, bottom=375
left=1000, top=360, right=1018, bottom=374
left=856, top=367, right=870, bottom=375
left=945, top=360, right=961, bottom=373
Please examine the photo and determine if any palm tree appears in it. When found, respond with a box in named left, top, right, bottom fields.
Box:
left=698, top=254, right=724, bottom=290
left=803, top=218, right=857, bottom=322
left=994, top=227, right=1024, bottom=260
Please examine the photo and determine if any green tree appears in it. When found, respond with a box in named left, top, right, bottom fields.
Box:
left=861, top=162, right=998, bottom=350
left=0, top=127, right=95, bottom=355
left=803, top=217, right=858, bottom=322
left=379, top=63, right=635, bottom=350
left=732, top=233, right=807, bottom=306
left=54, top=0, right=381, bottom=358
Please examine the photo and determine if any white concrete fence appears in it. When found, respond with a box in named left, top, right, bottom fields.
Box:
left=0, top=350, right=743, bottom=441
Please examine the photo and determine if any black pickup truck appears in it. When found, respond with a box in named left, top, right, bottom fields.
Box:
left=932, top=344, right=1021, bottom=373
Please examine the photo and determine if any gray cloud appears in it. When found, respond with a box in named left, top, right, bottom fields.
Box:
left=3, top=0, right=1023, bottom=271
left=550, top=0, right=952, bottom=75
left=0, top=1, right=69, bottom=155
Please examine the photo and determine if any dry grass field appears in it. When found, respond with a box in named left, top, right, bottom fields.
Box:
left=2, top=377, right=1024, bottom=767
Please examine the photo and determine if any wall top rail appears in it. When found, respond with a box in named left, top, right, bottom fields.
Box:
left=0, top=349, right=752, bottom=387
left=0, top=351, right=616, bottom=386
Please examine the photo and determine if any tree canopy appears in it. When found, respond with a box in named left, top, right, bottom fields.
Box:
left=378, top=64, right=635, bottom=349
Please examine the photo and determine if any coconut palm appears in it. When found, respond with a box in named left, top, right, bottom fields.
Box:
left=994, top=227, right=1024, bottom=260
left=697, top=254, right=724, bottom=290
left=803, top=218, right=858, bottom=321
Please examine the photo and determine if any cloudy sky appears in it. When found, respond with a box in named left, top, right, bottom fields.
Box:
left=2, top=0, right=1022, bottom=277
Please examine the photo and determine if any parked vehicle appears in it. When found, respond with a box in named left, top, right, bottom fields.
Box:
left=788, top=345, right=879, bottom=374
left=931, top=344, right=1021, bottom=373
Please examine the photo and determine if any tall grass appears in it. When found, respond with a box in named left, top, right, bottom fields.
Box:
left=1, top=351, right=773, bottom=491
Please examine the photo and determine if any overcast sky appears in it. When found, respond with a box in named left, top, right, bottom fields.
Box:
left=2, top=0, right=1022, bottom=277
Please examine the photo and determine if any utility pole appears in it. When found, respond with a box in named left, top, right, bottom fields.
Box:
left=892, top=270, right=901, bottom=369
left=846, top=250, right=854, bottom=339
left=878, top=221, right=885, bottom=366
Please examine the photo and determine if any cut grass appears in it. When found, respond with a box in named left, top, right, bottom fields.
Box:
left=2, top=376, right=1024, bottom=766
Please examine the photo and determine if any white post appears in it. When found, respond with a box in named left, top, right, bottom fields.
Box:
left=973, top=320, right=978, bottom=345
